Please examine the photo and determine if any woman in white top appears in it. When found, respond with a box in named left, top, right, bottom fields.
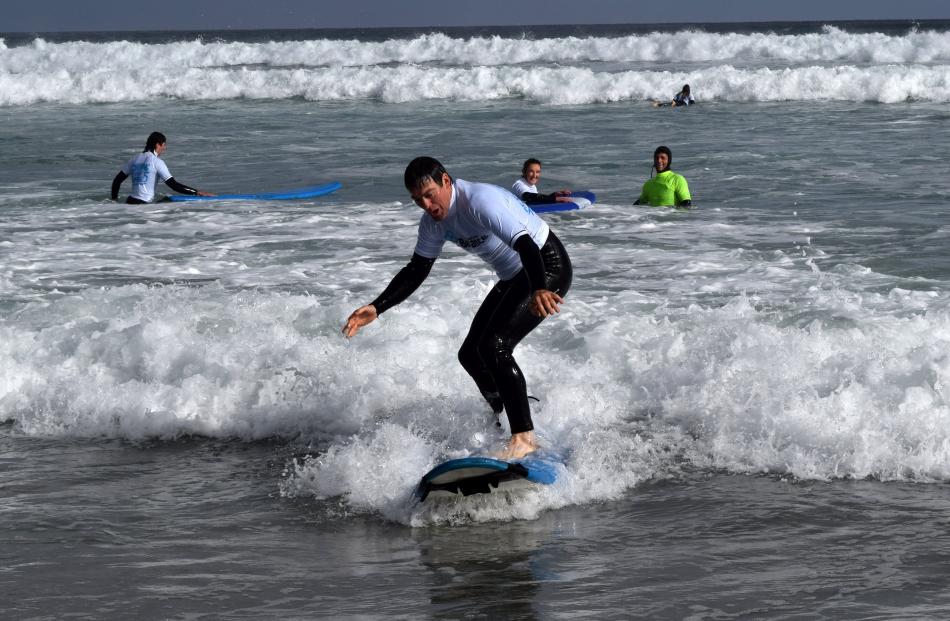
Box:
left=111, top=132, right=213, bottom=204
left=511, top=158, right=572, bottom=205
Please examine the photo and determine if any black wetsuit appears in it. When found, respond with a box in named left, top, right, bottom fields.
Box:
left=370, top=232, right=572, bottom=434
left=518, top=191, right=562, bottom=204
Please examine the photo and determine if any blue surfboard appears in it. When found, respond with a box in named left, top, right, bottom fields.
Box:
left=530, top=190, right=596, bottom=214
left=415, top=453, right=561, bottom=502
left=167, top=181, right=342, bottom=202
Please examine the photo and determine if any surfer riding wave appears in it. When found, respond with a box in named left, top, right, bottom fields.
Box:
left=343, top=157, right=573, bottom=460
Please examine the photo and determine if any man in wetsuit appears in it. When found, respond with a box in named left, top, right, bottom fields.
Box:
left=342, top=157, right=573, bottom=459
left=635, top=145, right=692, bottom=208
left=111, top=132, right=213, bottom=203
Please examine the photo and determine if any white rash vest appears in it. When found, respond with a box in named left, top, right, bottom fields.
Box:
left=511, top=177, right=538, bottom=199
left=414, top=178, right=550, bottom=281
left=121, top=151, right=172, bottom=203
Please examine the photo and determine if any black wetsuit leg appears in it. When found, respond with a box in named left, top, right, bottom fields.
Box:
left=457, top=232, right=573, bottom=433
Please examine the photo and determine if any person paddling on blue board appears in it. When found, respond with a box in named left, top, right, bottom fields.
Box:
left=111, top=132, right=214, bottom=204
left=634, top=146, right=692, bottom=209
left=343, top=157, right=573, bottom=460
left=511, top=159, right=572, bottom=205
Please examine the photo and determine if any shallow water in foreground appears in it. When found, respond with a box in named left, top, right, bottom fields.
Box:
left=6, top=435, right=950, bottom=619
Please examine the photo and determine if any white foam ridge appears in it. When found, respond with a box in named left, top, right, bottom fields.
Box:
left=3, top=26, right=950, bottom=106
left=5, top=276, right=950, bottom=523
left=2, top=62, right=950, bottom=106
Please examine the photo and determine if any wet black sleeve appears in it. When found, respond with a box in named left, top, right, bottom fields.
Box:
left=111, top=171, right=128, bottom=200
left=370, top=253, right=436, bottom=315
left=519, top=191, right=558, bottom=204
left=164, top=177, right=199, bottom=195
left=513, top=235, right=546, bottom=291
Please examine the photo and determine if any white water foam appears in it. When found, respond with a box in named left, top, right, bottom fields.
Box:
left=4, top=265, right=950, bottom=523
left=4, top=27, right=950, bottom=72
left=3, top=62, right=949, bottom=106
left=3, top=27, right=950, bottom=106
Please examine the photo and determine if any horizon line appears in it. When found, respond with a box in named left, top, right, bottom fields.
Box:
left=2, top=17, right=948, bottom=36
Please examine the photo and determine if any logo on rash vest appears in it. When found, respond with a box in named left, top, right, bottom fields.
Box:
left=444, top=230, right=489, bottom=249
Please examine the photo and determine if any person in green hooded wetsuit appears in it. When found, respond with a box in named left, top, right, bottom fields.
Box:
left=634, top=146, right=692, bottom=209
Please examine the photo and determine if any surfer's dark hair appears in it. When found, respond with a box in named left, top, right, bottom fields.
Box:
left=144, top=132, right=166, bottom=153
left=681, top=84, right=690, bottom=95
left=404, top=156, right=451, bottom=191
left=521, top=158, right=542, bottom=177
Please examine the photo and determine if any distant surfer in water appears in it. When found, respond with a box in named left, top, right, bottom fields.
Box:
left=652, top=84, right=695, bottom=108
left=111, top=132, right=213, bottom=204
left=512, top=158, right=572, bottom=205
left=634, top=146, right=692, bottom=208
left=671, top=84, right=694, bottom=107
left=343, top=157, right=573, bottom=459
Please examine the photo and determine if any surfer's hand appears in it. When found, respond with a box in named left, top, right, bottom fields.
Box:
left=197, top=191, right=216, bottom=197
left=343, top=304, right=378, bottom=337
left=530, top=290, right=563, bottom=318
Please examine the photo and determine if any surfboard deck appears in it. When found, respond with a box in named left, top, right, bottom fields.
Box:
left=167, top=181, right=342, bottom=202
left=530, top=190, right=596, bottom=214
left=415, top=452, right=561, bottom=502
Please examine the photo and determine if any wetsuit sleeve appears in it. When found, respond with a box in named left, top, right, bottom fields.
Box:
left=512, top=235, right=546, bottom=291
left=519, top=191, right=558, bottom=204
left=370, top=253, right=436, bottom=315
left=164, top=177, right=199, bottom=195
left=636, top=182, right=647, bottom=205
left=111, top=171, right=128, bottom=200
left=675, top=175, right=692, bottom=206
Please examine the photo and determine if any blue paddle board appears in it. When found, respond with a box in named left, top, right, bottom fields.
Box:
left=415, top=453, right=561, bottom=502
left=530, top=190, right=596, bottom=214
left=167, top=181, right=342, bottom=202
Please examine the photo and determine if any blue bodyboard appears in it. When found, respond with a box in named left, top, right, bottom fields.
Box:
left=530, top=190, right=596, bottom=214
left=415, top=453, right=561, bottom=502
left=168, top=181, right=342, bottom=202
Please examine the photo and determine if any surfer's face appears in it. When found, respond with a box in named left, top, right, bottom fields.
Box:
left=411, top=173, right=452, bottom=221
left=155, top=142, right=166, bottom=156
left=524, top=163, right=541, bottom=185
left=654, top=152, right=669, bottom=173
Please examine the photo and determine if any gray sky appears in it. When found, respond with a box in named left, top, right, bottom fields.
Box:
left=4, top=0, right=949, bottom=32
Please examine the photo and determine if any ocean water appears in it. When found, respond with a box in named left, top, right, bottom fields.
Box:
left=3, top=20, right=950, bottom=619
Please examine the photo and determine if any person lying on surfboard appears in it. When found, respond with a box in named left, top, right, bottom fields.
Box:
left=343, top=157, right=573, bottom=460
left=634, top=145, right=693, bottom=209
left=651, top=84, right=696, bottom=108
left=511, top=158, right=572, bottom=205
left=111, top=132, right=214, bottom=204
left=671, top=84, right=695, bottom=107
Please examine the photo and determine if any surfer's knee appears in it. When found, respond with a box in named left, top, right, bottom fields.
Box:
left=477, top=334, right=513, bottom=370
left=457, top=341, right=479, bottom=371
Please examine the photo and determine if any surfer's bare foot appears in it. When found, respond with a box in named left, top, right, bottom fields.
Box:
left=494, top=431, right=538, bottom=460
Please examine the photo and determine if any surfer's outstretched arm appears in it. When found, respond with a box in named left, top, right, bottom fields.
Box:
left=342, top=252, right=435, bottom=337
left=165, top=177, right=215, bottom=197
